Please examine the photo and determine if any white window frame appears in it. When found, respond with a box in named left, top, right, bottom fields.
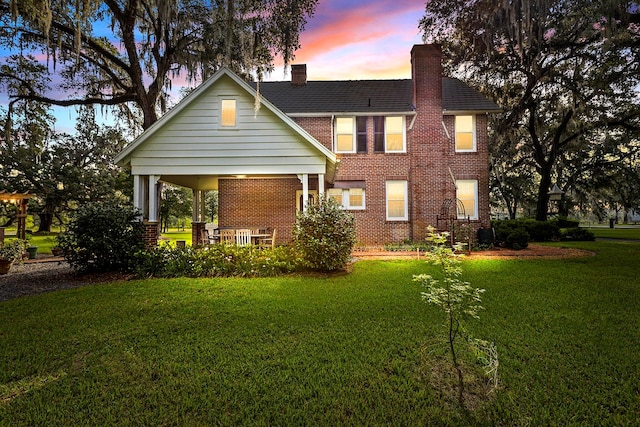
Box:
left=385, top=116, right=406, bottom=153
left=386, top=180, right=408, bottom=221
left=456, top=179, right=478, bottom=220
left=328, top=188, right=365, bottom=210
left=455, top=115, right=476, bottom=152
left=219, top=97, right=238, bottom=129
left=335, top=117, right=356, bottom=153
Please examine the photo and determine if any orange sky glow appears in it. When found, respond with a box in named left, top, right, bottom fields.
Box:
left=266, top=1, right=425, bottom=81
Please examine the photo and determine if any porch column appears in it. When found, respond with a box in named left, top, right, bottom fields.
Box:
left=133, top=175, right=143, bottom=215
left=192, top=189, right=200, bottom=222
left=148, top=175, right=160, bottom=222
left=192, top=189, right=206, bottom=246
left=298, top=173, right=309, bottom=211
left=318, top=173, right=325, bottom=197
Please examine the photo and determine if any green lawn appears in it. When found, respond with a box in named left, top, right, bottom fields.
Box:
left=1, top=241, right=639, bottom=425
left=586, top=225, right=640, bottom=240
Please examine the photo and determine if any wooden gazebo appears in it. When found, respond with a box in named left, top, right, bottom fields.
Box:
left=0, top=191, right=34, bottom=241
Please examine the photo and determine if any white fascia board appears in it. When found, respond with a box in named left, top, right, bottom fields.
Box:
left=287, top=111, right=416, bottom=118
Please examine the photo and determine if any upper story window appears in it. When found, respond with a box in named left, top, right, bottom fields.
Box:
left=455, top=115, right=475, bottom=152
left=456, top=179, right=478, bottom=220
left=220, top=99, right=237, bottom=127
left=374, top=116, right=406, bottom=153
left=335, top=117, right=355, bottom=153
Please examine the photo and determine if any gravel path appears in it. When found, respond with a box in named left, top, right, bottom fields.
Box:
left=0, top=260, right=129, bottom=302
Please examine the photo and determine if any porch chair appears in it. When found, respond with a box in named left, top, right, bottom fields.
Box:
left=220, top=229, right=235, bottom=244
left=257, top=228, right=276, bottom=249
left=235, top=229, right=252, bottom=246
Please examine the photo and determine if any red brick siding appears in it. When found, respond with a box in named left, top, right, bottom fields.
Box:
left=218, top=177, right=302, bottom=243
left=142, top=221, right=159, bottom=248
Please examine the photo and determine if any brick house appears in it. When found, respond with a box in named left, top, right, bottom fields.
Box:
left=115, top=44, right=500, bottom=246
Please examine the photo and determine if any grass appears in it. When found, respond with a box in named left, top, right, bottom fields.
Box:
left=1, top=241, right=639, bottom=425
left=585, top=225, right=640, bottom=240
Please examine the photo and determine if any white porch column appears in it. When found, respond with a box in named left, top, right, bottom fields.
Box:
left=133, top=175, right=143, bottom=214
left=200, top=191, right=207, bottom=222
left=318, top=173, right=325, bottom=197
left=298, top=174, right=309, bottom=211
left=192, top=189, right=200, bottom=222
left=148, top=175, right=160, bottom=222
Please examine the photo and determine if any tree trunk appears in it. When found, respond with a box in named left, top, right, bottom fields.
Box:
left=535, top=169, right=552, bottom=221
left=38, top=212, right=54, bottom=233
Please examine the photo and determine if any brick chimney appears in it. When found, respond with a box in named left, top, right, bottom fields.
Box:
left=411, top=44, right=442, bottom=114
left=291, top=64, right=307, bottom=86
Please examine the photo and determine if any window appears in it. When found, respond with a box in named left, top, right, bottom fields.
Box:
left=335, top=117, right=355, bottom=153
left=456, top=180, right=478, bottom=220
left=386, top=180, right=408, bottom=220
left=373, top=116, right=385, bottom=152
left=385, top=116, right=405, bottom=152
left=455, top=115, right=475, bottom=151
left=373, top=116, right=405, bottom=152
left=356, top=117, right=367, bottom=153
left=328, top=187, right=365, bottom=210
left=220, top=99, right=237, bottom=127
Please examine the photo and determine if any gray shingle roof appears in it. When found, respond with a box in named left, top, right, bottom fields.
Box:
left=442, top=78, right=502, bottom=112
left=254, top=78, right=500, bottom=115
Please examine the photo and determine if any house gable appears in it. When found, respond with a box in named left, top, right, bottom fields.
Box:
left=115, top=68, right=336, bottom=190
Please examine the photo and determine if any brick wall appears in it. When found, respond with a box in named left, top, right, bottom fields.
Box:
left=218, top=177, right=302, bottom=243
left=142, top=221, right=159, bottom=248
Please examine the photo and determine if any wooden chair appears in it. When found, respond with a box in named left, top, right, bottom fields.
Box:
left=235, top=229, right=252, bottom=246
left=257, top=228, right=276, bottom=249
left=220, top=229, right=235, bottom=244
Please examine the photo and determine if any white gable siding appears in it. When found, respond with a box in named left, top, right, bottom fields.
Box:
left=129, top=75, right=327, bottom=176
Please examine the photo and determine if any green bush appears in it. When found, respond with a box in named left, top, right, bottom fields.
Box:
left=134, top=244, right=302, bottom=278
left=57, top=201, right=145, bottom=272
left=560, top=227, right=596, bottom=241
left=506, top=228, right=529, bottom=250
left=492, top=218, right=568, bottom=247
left=293, top=196, right=356, bottom=272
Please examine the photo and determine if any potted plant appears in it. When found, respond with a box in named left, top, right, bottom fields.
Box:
left=0, top=239, right=29, bottom=275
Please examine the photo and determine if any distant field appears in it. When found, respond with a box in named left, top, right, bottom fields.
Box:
left=584, top=225, right=640, bottom=240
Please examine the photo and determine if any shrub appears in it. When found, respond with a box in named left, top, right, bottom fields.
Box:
left=560, top=227, right=596, bottom=241
left=506, top=228, right=529, bottom=250
left=293, top=196, right=356, bottom=272
left=57, top=201, right=145, bottom=272
left=134, top=244, right=302, bottom=278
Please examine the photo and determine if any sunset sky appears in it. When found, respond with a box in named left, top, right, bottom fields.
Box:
left=268, top=0, right=425, bottom=81
left=1, top=1, right=427, bottom=132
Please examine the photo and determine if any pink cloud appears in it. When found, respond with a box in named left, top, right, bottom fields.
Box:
left=268, top=0, right=425, bottom=81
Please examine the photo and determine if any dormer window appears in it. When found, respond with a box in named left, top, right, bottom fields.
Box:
left=220, top=99, right=237, bottom=127
left=455, top=115, right=475, bottom=152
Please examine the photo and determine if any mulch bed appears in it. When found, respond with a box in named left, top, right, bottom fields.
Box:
left=352, top=244, right=595, bottom=260
left=0, top=245, right=594, bottom=302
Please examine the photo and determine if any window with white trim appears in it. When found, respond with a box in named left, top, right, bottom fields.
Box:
left=456, top=180, right=478, bottom=220
left=335, top=117, right=355, bottom=153
left=386, top=180, right=408, bottom=220
left=455, top=115, right=475, bottom=152
left=385, top=116, right=405, bottom=152
left=220, top=99, right=237, bottom=127
left=328, top=187, right=365, bottom=210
